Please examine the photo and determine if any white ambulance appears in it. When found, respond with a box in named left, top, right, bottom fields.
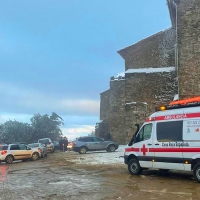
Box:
left=124, top=97, right=200, bottom=182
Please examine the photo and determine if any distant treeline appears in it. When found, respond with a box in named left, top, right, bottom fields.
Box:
left=0, top=112, right=64, bottom=144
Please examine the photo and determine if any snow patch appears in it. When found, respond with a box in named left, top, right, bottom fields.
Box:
left=126, top=67, right=175, bottom=74
left=70, top=145, right=127, bottom=165
left=173, top=94, right=179, bottom=101
left=110, top=72, right=125, bottom=81
left=126, top=102, right=148, bottom=105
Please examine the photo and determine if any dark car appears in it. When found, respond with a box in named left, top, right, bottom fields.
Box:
left=72, top=136, right=119, bottom=154
left=52, top=141, right=60, bottom=151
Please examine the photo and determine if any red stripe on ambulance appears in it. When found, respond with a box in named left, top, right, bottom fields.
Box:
left=145, top=112, right=200, bottom=122
left=125, top=147, right=140, bottom=152
left=125, top=147, right=200, bottom=153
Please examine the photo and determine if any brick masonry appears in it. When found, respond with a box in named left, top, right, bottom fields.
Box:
left=176, top=0, right=200, bottom=99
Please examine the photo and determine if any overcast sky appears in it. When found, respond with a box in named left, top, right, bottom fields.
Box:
left=0, top=0, right=171, bottom=140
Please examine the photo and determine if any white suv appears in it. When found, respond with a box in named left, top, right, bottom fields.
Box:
left=38, top=138, right=54, bottom=153
left=0, top=144, right=39, bottom=164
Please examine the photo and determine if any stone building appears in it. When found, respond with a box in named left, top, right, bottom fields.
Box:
left=168, top=0, right=200, bottom=99
left=96, top=0, right=200, bottom=144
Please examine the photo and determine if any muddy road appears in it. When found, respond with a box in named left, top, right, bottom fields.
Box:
left=0, top=150, right=199, bottom=200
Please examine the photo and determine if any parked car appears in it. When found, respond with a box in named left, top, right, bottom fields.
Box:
left=28, top=143, right=47, bottom=158
left=38, top=138, right=54, bottom=153
left=72, top=136, right=119, bottom=154
left=0, top=143, right=39, bottom=164
left=52, top=141, right=60, bottom=151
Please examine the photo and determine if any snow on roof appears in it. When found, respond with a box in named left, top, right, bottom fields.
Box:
left=125, top=102, right=148, bottom=105
left=110, top=72, right=125, bottom=81
left=126, top=67, right=175, bottom=74
left=111, top=67, right=175, bottom=81
left=115, top=72, right=125, bottom=78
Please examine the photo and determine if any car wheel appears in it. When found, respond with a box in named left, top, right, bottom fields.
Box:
left=107, top=145, right=116, bottom=152
left=32, top=152, right=39, bottom=161
left=159, top=169, right=169, bottom=173
left=5, top=155, right=14, bottom=164
left=128, top=158, right=143, bottom=175
left=79, top=147, right=87, bottom=154
left=193, top=163, right=200, bottom=182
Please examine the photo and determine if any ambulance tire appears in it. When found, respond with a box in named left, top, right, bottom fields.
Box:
left=128, top=158, right=143, bottom=175
left=193, top=163, right=200, bottom=182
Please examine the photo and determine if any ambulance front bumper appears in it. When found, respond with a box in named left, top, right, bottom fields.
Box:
left=124, top=155, right=128, bottom=165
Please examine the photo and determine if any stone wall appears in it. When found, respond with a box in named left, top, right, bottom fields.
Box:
left=100, top=90, right=110, bottom=120
left=124, top=70, right=177, bottom=143
left=97, top=69, right=178, bottom=144
left=176, top=0, right=200, bottom=98
left=118, top=28, right=176, bottom=71
left=125, top=102, right=149, bottom=144
left=125, top=70, right=177, bottom=110
left=108, top=79, right=126, bottom=144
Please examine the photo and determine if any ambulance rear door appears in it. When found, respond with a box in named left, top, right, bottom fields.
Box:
left=153, top=109, right=184, bottom=170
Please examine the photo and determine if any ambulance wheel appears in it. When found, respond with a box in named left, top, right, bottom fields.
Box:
left=128, top=158, right=143, bottom=175
left=193, top=163, right=200, bottom=182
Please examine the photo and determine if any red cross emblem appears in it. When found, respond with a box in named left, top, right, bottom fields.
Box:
left=141, top=144, right=148, bottom=156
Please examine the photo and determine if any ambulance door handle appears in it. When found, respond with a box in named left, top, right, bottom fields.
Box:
left=155, top=143, right=159, bottom=145
left=147, top=144, right=152, bottom=146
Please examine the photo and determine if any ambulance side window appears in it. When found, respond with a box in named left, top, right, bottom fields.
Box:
left=136, top=123, right=152, bottom=142
left=157, top=121, right=183, bottom=142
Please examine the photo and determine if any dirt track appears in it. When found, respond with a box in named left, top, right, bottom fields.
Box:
left=0, top=150, right=200, bottom=200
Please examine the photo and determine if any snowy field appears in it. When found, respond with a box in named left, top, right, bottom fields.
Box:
left=67, top=145, right=127, bottom=165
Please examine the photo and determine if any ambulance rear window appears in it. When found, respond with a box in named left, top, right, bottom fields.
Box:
left=157, top=121, right=183, bottom=142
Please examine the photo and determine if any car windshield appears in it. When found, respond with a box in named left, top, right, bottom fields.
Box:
left=38, top=139, right=49, bottom=144
left=28, top=143, right=39, bottom=148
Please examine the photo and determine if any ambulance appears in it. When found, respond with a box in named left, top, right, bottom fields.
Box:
left=124, top=97, right=200, bottom=182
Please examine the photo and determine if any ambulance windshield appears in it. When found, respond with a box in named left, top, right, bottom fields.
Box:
left=128, top=123, right=140, bottom=146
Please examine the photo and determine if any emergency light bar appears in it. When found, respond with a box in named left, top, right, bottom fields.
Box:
left=170, top=96, right=200, bottom=106
left=158, top=96, right=200, bottom=111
